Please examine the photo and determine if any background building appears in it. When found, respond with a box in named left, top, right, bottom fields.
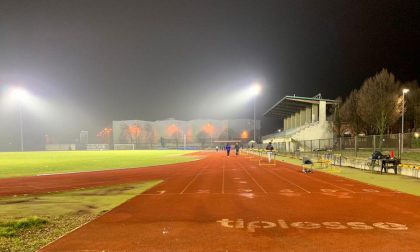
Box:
left=112, top=118, right=260, bottom=149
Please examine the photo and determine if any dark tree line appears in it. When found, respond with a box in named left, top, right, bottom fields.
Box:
left=334, top=69, right=419, bottom=145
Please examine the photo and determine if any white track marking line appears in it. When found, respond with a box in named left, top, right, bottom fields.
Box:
left=281, top=163, right=356, bottom=193
left=262, top=166, right=311, bottom=194
left=179, top=165, right=208, bottom=194
left=140, top=191, right=401, bottom=196
left=300, top=173, right=356, bottom=193
left=238, top=160, right=268, bottom=194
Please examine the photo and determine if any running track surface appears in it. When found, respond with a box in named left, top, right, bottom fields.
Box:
left=1, top=152, right=420, bottom=252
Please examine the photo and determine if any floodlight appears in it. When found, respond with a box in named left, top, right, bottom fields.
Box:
left=11, top=88, right=29, bottom=101
left=403, top=88, right=409, bottom=94
left=250, top=83, right=261, bottom=96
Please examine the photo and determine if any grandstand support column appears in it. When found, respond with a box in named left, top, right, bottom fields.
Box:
left=291, top=115, right=295, bottom=129
left=312, top=104, right=319, bottom=122
left=300, top=109, right=305, bottom=126
left=319, top=100, right=326, bottom=123
left=305, top=107, right=311, bottom=124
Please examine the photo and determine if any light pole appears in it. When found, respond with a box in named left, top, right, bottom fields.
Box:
left=11, top=88, right=29, bottom=152
left=250, top=83, right=261, bottom=142
left=401, top=88, right=409, bottom=154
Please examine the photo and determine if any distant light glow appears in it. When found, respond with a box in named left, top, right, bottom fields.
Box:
left=166, top=124, right=179, bottom=135
left=128, top=125, right=141, bottom=137
left=202, top=123, right=215, bottom=135
left=403, top=88, right=409, bottom=94
left=240, top=130, right=249, bottom=139
left=238, top=83, right=262, bottom=100
left=415, top=132, right=419, bottom=139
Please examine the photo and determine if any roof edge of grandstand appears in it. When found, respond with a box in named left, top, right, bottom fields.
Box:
left=263, top=95, right=337, bottom=118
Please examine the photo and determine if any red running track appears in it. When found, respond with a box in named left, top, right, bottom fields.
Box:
left=2, top=152, right=420, bottom=251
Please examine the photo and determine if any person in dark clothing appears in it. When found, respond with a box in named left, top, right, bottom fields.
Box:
left=266, top=142, right=274, bottom=162
left=302, top=157, right=313, bottom=173
left=235, top=143, right=240, bottom=156
left=225, top=143, right=231, bottom=156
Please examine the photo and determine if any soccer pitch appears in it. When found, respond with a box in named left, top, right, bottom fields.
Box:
left=0, top=150, right=198, bottom=178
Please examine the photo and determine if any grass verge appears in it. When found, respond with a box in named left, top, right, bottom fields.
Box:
left=0, top=180, right=161, bottom=252
left=0, top=150, right=197, bottom=178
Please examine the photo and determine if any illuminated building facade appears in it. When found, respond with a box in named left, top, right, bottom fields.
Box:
left=112, top=118, right=260, bottom=149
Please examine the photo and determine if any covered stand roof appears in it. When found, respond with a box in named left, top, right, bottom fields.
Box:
left=263, top=95, right=337, bottom=119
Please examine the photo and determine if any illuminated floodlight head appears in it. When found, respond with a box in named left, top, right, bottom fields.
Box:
left=403, top=88, right=409, bottom=94
left=250, top=83, right=261, bottom=96
left=11, top=87, right=29, bottom=101
left=249, top=82, right=261, bottom=96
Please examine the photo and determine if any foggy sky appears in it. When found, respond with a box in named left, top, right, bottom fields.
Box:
left=0, top=0, right=419, bottom=150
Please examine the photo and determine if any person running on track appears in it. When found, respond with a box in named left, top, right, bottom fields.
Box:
left=235, top=143, right=240, bottom=156
left=225, top=143, right=231, bottom=156
left=266, top=142, right=274, bottom=162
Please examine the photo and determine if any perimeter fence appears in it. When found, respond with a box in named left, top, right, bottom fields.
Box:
left=255, top=132, right=420, bottom=164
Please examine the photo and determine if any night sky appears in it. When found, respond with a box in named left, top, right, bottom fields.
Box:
left=0, top=0, right=419, bottom=150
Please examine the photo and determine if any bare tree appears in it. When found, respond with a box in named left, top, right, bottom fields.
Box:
left=144, top=123, right=155, bottom=149
left=340, top=90, right=367, bottom=135
left=357, top=69, right=400, bottom=148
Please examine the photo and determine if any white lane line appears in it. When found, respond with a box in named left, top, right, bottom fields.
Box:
left=179, top=165, right=208, bottom=194
left=281, top=163, right=356, bottom=193
left=262, top=167, right=311, bottom=194
left=140, top=191, right=401, bottom=196
left=303, top=174, right=356, bottom=193
left=238, top=161, right=268, bottom=194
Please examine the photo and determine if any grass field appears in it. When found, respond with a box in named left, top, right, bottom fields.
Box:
left=0, top=150, right=198, bottom=178
left=0, top=180, right=162, bottom=252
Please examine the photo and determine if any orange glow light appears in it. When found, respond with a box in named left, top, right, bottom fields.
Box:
left=128, top=125, right=141, bottom=137
left=202, top=123, right=215, bottom=135
left=240, top=130, right=249, bottom=139
left=166, top=124, right=179, bottom=135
